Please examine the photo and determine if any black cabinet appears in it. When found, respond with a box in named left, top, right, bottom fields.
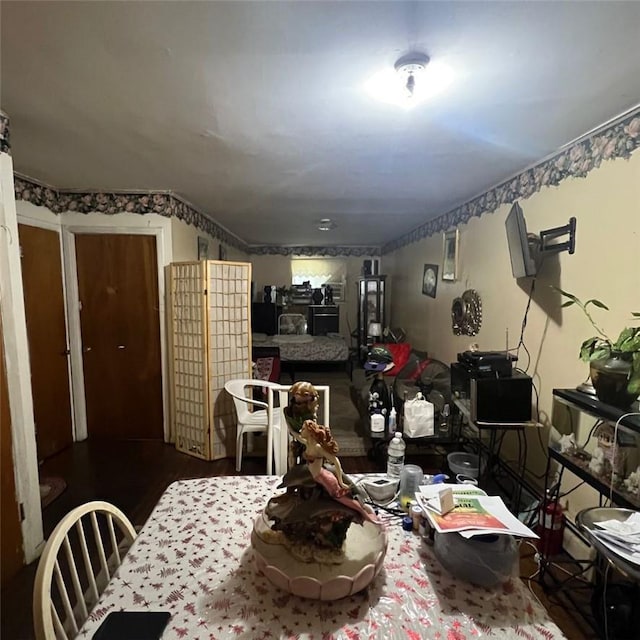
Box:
left=308, top=305, right=339, bottom=336
left=251, top=303, right=282, bottom=335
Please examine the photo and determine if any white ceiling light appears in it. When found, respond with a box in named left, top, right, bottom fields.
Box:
left=364, top=52, right=453, bottom=109
left=317, top=218, right=336, bottom=231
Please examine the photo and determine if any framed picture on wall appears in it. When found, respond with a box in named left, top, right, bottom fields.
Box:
left=197, top=236, right=209, bottom=260
left=422, top=264, right=438, bottom=298
left=442, top=228, right=459, bottom=281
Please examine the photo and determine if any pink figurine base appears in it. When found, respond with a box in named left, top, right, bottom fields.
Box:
left=251, top=513, right=388, bottom=600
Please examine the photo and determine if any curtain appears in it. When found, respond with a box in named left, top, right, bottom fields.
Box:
left=291, top=258, right=346, bottom=289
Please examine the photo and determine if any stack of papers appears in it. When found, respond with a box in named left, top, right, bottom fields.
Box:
left=415, top=484, right=538, bottom=539
left=591, top=513, right=640, bottom=566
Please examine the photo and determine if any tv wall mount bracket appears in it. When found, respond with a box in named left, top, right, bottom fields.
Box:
left=530, top=217, right=577, bottom=256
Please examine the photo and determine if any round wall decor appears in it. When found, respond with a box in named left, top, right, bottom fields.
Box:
left=451, top=289, right=482, bottom=336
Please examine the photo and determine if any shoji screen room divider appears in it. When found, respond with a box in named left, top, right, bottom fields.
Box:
left=167, top=260, right=252, bottom=460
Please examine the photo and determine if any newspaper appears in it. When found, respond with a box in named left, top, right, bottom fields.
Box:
left=591, top=513, right=640, bottom=566
left=416, top=486, right=538, bottom=539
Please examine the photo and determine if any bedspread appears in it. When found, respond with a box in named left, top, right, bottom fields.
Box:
left=256, top=334, right=349, bottom=362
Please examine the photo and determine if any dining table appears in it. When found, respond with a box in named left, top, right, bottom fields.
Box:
left=78, top=475, right=566, bottom=639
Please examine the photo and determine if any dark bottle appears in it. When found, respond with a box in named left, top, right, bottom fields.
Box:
left=368, top=374, right=391, bottom=433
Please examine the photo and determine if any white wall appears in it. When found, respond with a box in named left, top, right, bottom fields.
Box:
left=171, top=216, right=249, bottom=263
left=386, top=151, right=640, bottom=515
left=1, top=164, right=43, bottom=563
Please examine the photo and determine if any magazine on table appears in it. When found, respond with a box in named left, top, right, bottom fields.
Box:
left=416, top=488, right=538, bottom=539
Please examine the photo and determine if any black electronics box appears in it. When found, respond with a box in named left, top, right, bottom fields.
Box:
left=470, top=371, right=532, bottom=424
left=458, top=350, right=515, bottom=378
left=451, top=351, right=531, bottom=424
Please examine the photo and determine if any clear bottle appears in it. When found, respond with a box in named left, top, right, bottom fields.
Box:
left=439, top=403, right=450, bottom=435
left=388, top=405, right=397, bottom=435
left=386, top=431, right=406, bottom=479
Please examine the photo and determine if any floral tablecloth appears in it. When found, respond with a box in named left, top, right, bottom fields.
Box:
left=79, top=476, right=565, bottom=640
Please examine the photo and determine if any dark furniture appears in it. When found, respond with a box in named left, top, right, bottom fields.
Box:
left=356, top=275, right=386, bottom=362
left=251, top=302, right=282, bottom=335
left=308, top=305, right=339, bottom=336
left=539, top=389, right=640, bottom=637
left=548, top=389, right=640, bottom=510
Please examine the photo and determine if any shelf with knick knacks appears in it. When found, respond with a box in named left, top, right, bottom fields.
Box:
left=548, top=388, right=640, bottom=509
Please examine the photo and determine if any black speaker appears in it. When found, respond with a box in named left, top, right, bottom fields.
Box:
left=363, top=260, right=372, bottom=276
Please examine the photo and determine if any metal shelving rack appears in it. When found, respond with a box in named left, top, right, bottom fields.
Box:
left=538, top=389, right=640, bottom=638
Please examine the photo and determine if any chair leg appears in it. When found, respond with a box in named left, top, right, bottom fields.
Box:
left=272, top=425, right=287, bottom=477
left=266, top=424, right=273, bottom=476
left=236, top=426, right=244, bottom=472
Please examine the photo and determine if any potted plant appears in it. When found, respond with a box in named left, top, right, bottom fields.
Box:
left=557, top=289, right=640, bottom=408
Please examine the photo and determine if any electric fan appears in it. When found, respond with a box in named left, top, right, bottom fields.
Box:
left=392, top=356, right=452, bottom=418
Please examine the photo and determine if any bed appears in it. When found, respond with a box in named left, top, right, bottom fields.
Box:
left=252, top=313, right=350, bottom=379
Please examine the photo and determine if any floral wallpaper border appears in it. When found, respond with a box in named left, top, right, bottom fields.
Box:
left=13, top=171, right=380, bottom=257
left=0, top=111, right=10, bottom=155
left=13, top=175, right=248, bottom=252
left=249, top=244, right=380, bottom=257
left=382, top=109, right=640, bottom=254
left=9, top=107, right=639, bottom=257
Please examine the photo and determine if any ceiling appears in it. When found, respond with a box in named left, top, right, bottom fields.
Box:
left=2, top=1, right=640, bottom=250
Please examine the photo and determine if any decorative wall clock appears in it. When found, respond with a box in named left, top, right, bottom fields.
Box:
left=451, top=289, right=482, bottom=335
left=422, top=264, right=438, bottom=298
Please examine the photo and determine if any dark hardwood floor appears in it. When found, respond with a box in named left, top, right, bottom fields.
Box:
left=1, top=440, right=592, bottom=640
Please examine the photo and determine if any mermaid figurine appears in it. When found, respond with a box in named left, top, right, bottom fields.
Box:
left=264, top=380, right=378, bottom=555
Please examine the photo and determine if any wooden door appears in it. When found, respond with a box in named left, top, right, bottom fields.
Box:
left=18, top=224, right=73, bottom=460
left=75, top=234, right=163, bottom=440
left=1, top=316, right=24, bottom=585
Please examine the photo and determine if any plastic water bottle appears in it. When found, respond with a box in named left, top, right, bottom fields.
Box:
left=386, top=431, right=406, bottom=479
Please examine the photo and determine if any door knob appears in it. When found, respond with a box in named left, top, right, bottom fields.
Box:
left=83, top=347, right=92, bottom=352
left=117, top=345, right=126, bottom=349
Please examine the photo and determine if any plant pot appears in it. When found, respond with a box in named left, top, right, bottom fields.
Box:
left=590, top=354, right=636, bottom=409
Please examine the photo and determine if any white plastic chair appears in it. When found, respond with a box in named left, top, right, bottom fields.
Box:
left=224, top=379, right=283, bottom=474
left=33, top=501, right=137, bottom=640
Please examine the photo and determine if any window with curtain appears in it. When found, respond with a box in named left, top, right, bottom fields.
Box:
left=291, top=258, right=347, bottom=300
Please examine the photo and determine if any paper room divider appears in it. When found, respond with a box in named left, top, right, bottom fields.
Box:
left=167, top=260, right=252, bottom=460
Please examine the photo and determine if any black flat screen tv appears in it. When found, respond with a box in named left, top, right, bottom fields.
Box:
left=505, top=202, right=537, bottom=278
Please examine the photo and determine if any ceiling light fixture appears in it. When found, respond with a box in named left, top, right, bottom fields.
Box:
left=364, top=51, right=453, bottom=109
left=395, top=52, right=430, bottom=98
left=317, top=218, right=336, bottom=232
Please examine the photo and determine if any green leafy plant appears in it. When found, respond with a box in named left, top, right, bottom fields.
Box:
left=556, top=288, right=640, bottom=395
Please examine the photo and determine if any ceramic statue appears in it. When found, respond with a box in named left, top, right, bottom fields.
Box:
left=251, top=381, right=387, bottom=599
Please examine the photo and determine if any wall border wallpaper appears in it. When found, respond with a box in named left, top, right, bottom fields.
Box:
left=9, top=107, right=639, bottom=257
left=12, top=175, right=248, bottom=252
left=381, top=109, right=640, bottom=254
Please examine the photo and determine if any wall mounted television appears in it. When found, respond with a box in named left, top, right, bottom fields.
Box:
left=505, top=202, right=537, bottom=278
left=505, top=201, right=577, bottom=279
